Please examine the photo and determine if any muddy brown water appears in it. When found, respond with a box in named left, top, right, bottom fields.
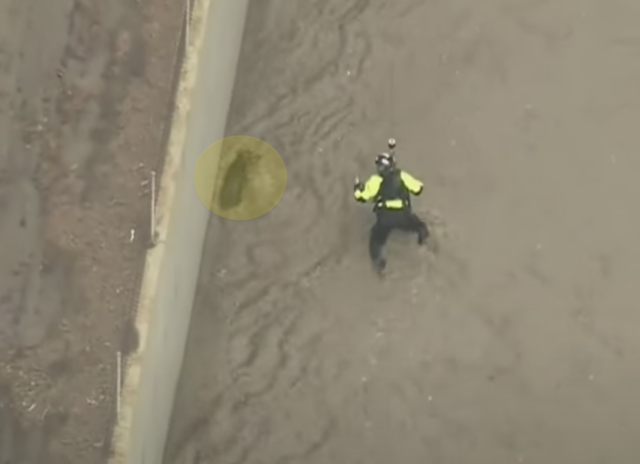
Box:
left=166, top=0, right=640, bottom=463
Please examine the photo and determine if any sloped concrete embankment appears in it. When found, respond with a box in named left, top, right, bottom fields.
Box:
left=108, top=0, right=249, bottom=463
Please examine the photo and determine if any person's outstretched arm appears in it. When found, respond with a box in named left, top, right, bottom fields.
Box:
left=400, top=171, right=424, bottom=196
left=354, top=174, right=383, bottom=202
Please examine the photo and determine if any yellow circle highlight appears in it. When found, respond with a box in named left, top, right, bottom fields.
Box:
left=193, top=136, right=287, bottom=220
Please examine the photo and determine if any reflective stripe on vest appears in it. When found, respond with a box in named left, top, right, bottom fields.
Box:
left=383, top=198, right=405, bottom=209
left=375, top=198, right=407, bottom=210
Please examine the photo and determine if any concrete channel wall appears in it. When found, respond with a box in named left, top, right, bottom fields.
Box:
left=108, top=0, right=249, bottom=463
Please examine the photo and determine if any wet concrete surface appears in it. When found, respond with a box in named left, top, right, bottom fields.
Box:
left=166, top=0, right=640, bottom=463
left=0, top=0, right=184, bottom=462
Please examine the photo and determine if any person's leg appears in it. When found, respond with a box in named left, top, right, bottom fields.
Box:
left=399, top=211, right=429, bottom=245
left=369, top=219, right=391, bottom=271
left=413, top=213, right=429, bottom=245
